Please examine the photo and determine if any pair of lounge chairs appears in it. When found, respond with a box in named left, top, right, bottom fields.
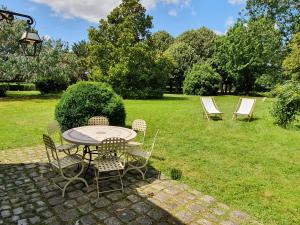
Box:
left=200, top=97, right=256, bottom=121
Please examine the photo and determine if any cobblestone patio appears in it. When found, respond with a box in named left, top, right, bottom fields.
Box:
left=0, top=146, right=262, bottom=225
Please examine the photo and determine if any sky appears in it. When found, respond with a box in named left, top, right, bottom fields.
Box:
left=1, top=0, right=246, bottom=45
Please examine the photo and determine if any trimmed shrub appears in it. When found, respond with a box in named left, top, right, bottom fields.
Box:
left=9, top=83, right=36, bottom=91
left=183, top=63, right=221, bottom=96
left=35, top=78, right=68, bottom=95
left=55, top=81, right=126, bottom=131
left=271, top=82, right=300, bottom=127
left=0, top=83, right=9, bottom=97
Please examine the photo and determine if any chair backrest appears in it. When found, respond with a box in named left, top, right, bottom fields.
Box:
left=88, top=116, right=109, bottom=126
left=147, top=129, right=160, bottom=161
left=96, top=137, right=126, bottom=163
left=43, top=134, right=59, bottom=165
left=47, top=120, right=63, bottom=145
left=132, top=119, right=147, bottom=132
left=200, top=97, right=220, bottom=114
left=132, top=119, right=147, bottom=143
left=236, top=98, right=256, bottom=115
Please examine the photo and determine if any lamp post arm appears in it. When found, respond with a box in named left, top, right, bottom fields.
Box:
left=0, top=9, right=34, bottom=25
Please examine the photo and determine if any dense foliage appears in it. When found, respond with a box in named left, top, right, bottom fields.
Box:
left=164, top=42, right=196, bottom=93
left=0, top=18, right=36, bottom=83
left=283, top=32, right=300, bottom=81
left=245, top=0, right=300, bottom=43
left=55, top=82, right=126, bottom=131
left=183, top=63, right=221, bottom=96
left=271, top=81, right=300, bottom=127
left=215, top=17, right=283, bottom=94
left=87, top=0, right=169, bottom=99
left=175, top=27, right=218, bottom=62
left=151, top=31, right=174, bottom=53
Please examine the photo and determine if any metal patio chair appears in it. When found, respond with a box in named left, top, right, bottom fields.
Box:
left=47, top=120, right=78, bottom=155
left=43, top=134, right=88, bottom=197
left=92, top=137, right=126, bottom=197
left=123, top=130, right=159, bottom=180
left=126, top=119, right=147, bottom=149
left=88, top=116, right=109, bottom=126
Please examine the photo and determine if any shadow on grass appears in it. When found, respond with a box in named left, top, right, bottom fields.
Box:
left=0, top=94, right=61, bottom=102
left=162, top=95, right=188, bottom=101
left=234, top=117, right=260, bottom=122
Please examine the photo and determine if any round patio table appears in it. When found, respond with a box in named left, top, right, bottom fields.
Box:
left=62, top=125, right=137, bottom=177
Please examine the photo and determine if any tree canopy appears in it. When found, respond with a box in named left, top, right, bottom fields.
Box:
left=151, top=30, right=174, bottom=53
left=87, top=0, right=168, bottom=99
left=214, top=17, right=283, bottom=93
left=283, top=32, right=300, bottom=81
left=175, top=27, right=218, bottom=62
left=245, top=0, right=300, bottom=42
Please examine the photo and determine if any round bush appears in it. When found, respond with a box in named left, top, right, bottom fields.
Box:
left=271, top=81, right=300, bottom=127
left=55, top=81, right=126, bottom=131
left=183, top=63, right=221, bottom=96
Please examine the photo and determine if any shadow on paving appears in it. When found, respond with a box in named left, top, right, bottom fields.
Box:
left=0, top=161, right=261, bottom=225
left=0, top=162, right=189, bottom=225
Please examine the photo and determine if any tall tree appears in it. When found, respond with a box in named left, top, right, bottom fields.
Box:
left=87, top=0, right=168, bottom=99
left=175, top=27, right=217, bottom=62
left=283, top=32, right=300, bottom=81
left=215, top=17, right=283, bottom=94
left=245, top=0, right=300, bottom=42
left=72, top=40, right=88, bottom=80
left=151, top=30, right=174, bottom=52
left=164, top=42, right=196, bottom=93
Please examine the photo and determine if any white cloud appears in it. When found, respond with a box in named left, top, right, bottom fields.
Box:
left=225, top=16, right=235, bottom=28
left=213, top=30, right=223, bottom=35
left=168, top=9, right=178, bottom=16
left=228, top=0, right=246, bottom=5
left=42, top=35, right=51, bottom=41
left=31, top=0, right=191, bottom=23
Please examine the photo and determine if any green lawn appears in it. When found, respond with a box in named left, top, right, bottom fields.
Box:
left=0, top=91, right=299, bottom=224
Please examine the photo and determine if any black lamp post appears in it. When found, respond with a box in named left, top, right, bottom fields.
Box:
left=0, top=9, right=43, bottom=56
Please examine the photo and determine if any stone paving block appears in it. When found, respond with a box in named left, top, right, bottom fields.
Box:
left=95, top=197, right=111, bottom=208
left=58, top=208, right=79, bottom=222
left=17, top=218, right=28, bottom=225
left=131, top=201, right=151, bottom=214
left=175, top=210, right=195, bottom=224
left=127, top=194, right=141, bottom=203
left=115, top=208, right=136, bottom=223
left=134, top=215, right=154, bottom=225
left=104, top=216, right=123, bottom=225
left=79, top=215, right=97, bottom=225
left=106, top=192, right=124, bottom=201
left=197, top=218, right=213, bottom=225
left=92, top=210, right=109, bottom=220
left=78, top=202, right=94, bottom=214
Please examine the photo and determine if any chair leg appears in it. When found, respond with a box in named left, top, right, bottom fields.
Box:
left=117, top=170, right=124, bottom=192
left=95, top=170, right=100, bottom=198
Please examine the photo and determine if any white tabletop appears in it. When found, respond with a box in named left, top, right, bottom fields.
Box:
left=62, top=125, right=137, bottom=146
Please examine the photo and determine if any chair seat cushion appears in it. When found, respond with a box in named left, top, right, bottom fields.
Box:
left=126, top=148, right=151, bottom=159
left=126, top=141, right=143, bottom=147
left=56, top=143, right=78, bottom=152
left=51, top=155, right=82, bottom=169
left=92, top=157, right=124, bottom=172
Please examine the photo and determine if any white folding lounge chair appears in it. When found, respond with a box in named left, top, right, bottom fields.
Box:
left=200, top=97, right=223, bottom=120
left=233, top=98, right=256, bottom=121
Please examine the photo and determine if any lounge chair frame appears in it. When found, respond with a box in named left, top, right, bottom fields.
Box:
left=200, top=97, right=223, bottom=120
left=232, top=97, right=256, bottom=122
